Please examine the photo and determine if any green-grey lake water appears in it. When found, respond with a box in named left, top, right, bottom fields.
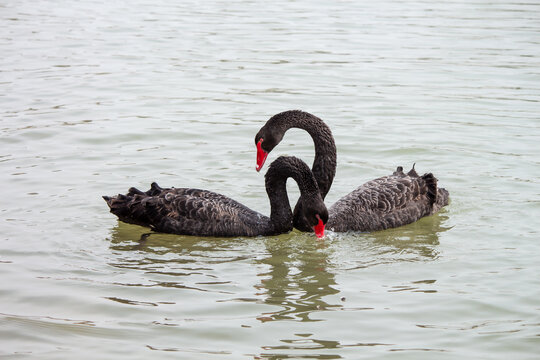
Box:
left=1, top=0, right=539, bottom=359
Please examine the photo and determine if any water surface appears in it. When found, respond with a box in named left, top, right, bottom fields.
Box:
left=1, top=0, right=539, bottom=359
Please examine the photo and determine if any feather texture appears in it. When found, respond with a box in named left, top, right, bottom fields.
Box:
left=327, top=166, right=449, bottom=232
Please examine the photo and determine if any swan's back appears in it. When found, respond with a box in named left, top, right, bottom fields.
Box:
left=327, top=166, right=449, bottom=232
left=104, top=182, right=272, bottom=237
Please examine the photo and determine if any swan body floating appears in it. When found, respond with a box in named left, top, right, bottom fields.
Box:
left=255, top=110, right=449, bottom=232
left=104, top=156, right=328, bottom=237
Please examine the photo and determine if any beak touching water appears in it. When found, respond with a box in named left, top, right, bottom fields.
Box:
left=256, top=139, right=268, bottom=172
left=313, top=215, right=325, bottom=239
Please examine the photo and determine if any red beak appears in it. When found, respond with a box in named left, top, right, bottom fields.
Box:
left=256, top=139, right=268, bottom=172
left=313, top=215, right=325, bottom=239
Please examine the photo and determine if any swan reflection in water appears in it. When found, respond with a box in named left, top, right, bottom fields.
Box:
left=253, top=234, right=341, bottom=322
left=340, top=211, right=452, bottom=269
left=107, top=209, right=450, bottom=317
left=106, top=211, right=450, bottom=356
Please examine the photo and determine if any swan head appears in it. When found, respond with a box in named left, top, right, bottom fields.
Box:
left=255, top=127, right=284, bottom=172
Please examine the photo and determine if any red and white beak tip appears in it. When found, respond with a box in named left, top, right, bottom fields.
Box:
left=313, top=215, right=325, bottom=239
left=256, top=139, right=268, bottom=172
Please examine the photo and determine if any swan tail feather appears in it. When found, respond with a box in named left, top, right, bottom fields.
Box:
left=421, top=173, right=438, bottom=206
left=407, top=163, right=419, bottom=177
left=146, top=182, right=164, bottom=196
left=128, top=187, right=145, bottom=196
left=436, top=187, right=450, bottom=209
left=393, top=166, right=405, bottom=176
left=103, top=183, right=166, bottom=227
left=103, top=193, right=144, bottom=226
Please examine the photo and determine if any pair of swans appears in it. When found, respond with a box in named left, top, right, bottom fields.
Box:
left=104, top=110, right=449, bottom=238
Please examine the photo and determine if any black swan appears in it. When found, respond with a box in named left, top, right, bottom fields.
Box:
left=254, top=110, right=449, bottom=232
left=103, top=156, right=328, bottom=237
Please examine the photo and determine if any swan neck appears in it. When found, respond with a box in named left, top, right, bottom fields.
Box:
left=265, top=171, right=293, bottom=234
left=271, top=111, right=337, bottom=198
left=265, top=156, right=321, bottom=234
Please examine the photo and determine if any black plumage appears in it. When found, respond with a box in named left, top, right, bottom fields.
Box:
left=103, top=156, right=328, bottom=237
left=254, top=110, right=450, bottom=233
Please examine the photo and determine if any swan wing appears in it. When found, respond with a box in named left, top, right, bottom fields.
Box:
left=328, top=169, right=440, bottom=232
left=104, top=183, right=269, bottom=237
